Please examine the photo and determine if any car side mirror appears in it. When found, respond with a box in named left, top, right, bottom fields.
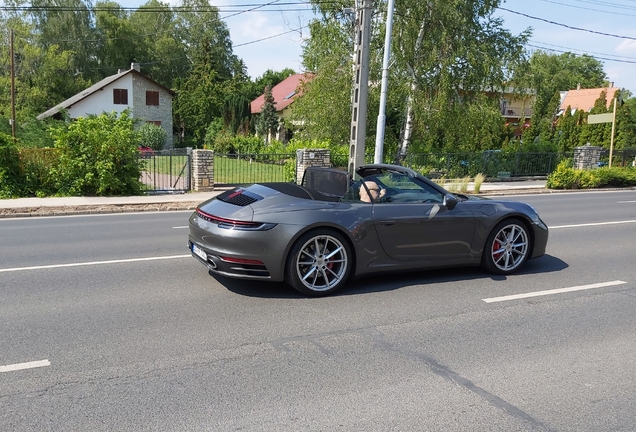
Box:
left=443, top=194, right=458, bottom=210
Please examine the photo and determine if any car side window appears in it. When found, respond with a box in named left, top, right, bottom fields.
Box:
left=341, top=181, right=370, bottom=204
left=373, top=173, right=444, bottom=204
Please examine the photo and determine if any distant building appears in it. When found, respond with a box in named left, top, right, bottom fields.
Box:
left=558, top=83, right=619, bottom=116
left=251, top=73, right=312, bottom=142
left=37, top=63, right=175, bottom=148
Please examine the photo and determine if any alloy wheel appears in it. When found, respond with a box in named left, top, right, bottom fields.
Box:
left=490, top=223, right=529, bottom=272
left=295, top=235, right=348, bottom=292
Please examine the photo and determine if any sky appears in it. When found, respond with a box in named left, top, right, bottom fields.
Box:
left=182, top=0, right=636, bottom=94
left=5, top=0, right=636, bottom=94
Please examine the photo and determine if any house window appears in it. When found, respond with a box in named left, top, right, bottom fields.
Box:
left=146, top=91, right=160, bottom=106
left=147, top=121, right=161, bottom=126
left=113, top=89, right=128, bottom=105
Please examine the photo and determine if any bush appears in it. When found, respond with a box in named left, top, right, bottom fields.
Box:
left=547, top=161, right=636, bottom=189
left=137, top=123, right=167, bottom=150
left=50, top=111, right=142, bottom=196
left=0, top=132, right=23, bottom=198
left=203, top=118, right=224, bottom=150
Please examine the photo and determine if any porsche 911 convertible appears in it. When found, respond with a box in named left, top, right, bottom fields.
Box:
left=188, top=164, right=548, bottom=296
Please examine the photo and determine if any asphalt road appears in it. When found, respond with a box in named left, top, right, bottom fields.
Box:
left=1, top=190, right=635, bottom=431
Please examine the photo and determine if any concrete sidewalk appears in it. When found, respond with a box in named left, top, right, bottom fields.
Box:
left=0, top=180, right=548, bottom=218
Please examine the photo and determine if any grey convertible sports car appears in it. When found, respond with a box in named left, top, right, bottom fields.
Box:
left=188, top=164, right=548, bottom=296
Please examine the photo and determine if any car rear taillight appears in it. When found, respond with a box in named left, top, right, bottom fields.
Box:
left=195, top=209, right=276, bottom=231
left=219, top=256, right=265, bottom=265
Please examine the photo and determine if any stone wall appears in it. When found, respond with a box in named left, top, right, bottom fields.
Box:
left=574, top=145, right=602, bottom=170
left=192, top=149, right=214, bottom=191
left=296, top=149, right=330, bottom=184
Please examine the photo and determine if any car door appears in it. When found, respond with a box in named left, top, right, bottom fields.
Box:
left=368, top=175, right=475, bottom=261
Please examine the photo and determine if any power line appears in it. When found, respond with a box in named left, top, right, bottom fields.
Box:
left=537, top=0, right=636, bottom=17
left=234, top=26, right=306, bottom=47
left=527, top=43, right=636, bottom=64
left=499, top=7, right=636, bottom=41
left=529, top=40, right=636, bottom=61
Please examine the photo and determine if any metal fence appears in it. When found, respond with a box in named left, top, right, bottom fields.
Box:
left=213, top=153, right=296, bottom=187
left=401, top=152, right=574, bottom=178
left=331, top=151, right=572, bottom=178
left=139, top=148, right=191, bottom=193
left=600, top=148, right=636, bottom=167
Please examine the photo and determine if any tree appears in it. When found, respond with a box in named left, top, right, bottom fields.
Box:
left=297, top=0, right=529, bottom=155
left=171, top=0, right=244, bottom=145
left=93, top=1, right=149, bottom=77
left=256, top=85, right=278, bottom=143
left=222, top=95, right=251, bottom=135
left=516, top=51, right=607, bottom=144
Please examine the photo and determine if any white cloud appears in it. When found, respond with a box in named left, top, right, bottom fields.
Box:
left=230, top=12, right=286, bottom=41
left=615, top=40, right=636, bottom=54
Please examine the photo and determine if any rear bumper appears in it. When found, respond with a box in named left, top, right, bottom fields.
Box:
left=188, top=239, right=272, bottom=280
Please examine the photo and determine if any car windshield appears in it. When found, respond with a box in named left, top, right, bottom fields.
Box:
left=341, top=171, right=444, bottom=204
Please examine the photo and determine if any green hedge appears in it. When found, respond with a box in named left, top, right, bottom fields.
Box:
left=547, top=161, right=636, bottom=189
left=0, top=132, right=23, bottom=198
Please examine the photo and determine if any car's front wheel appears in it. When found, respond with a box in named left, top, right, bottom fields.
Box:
left=285, top=229, right=352, bottom=296
left=482, top=219, right=531, bottom=274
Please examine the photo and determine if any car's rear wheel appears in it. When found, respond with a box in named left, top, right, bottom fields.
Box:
left=482, top=219, right=530, bottom=274
left=285, top=229, right=352, bottom=296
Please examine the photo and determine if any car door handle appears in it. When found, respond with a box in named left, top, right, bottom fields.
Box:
left=379, top=220, right=395, bottom=226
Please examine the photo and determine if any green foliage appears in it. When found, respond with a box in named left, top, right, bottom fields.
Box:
left=233, top=135, right=264, bottom=154
left=256, top=85, right=279, bottom=142
left=546, top=161, right=636, bottom=189
left=137, top=123, right=167, bottom=150
left=203, top=118, right=225, bottom=149
left=50, top=112, right=142, bottom=196
left=15, top=118, right=57, bottom=148
left=222, top=94, right=251, bottom=135
left=0, top=132, right=23, bottom=198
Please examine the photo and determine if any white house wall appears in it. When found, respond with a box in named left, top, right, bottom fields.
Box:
left=67, top=74, right=133, bottom=119
left=66, top=73, right=174, bottom=149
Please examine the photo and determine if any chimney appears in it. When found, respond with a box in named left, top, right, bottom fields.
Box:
left=609, top=82, right=614, bottom=88
left=131, top=62, right=140, bottom=72
left=576, top=83, right=581, bottom=91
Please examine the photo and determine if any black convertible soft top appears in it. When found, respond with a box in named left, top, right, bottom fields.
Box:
left=261, top=182, right=343, bottom=202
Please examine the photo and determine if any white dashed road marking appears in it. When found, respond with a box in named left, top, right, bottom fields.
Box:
left=0, top=255, right=191, bottom=273
left=482, top=280, right=627, bottom=303
left=550, top=220, right=636, bottom=229
left=0, top=359, right=51, bottom=373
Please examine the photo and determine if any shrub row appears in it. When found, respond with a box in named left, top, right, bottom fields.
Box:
left=547, top=161, right=636, bottom=189
left=0, top=112, right=144, bottom=198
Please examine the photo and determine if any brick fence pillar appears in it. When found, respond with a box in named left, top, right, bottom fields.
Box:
left=296, top=149, right=330, bottom=184
left=192, top=149, right=215, bottom=191
left=574, top=145, right=602, bottom=170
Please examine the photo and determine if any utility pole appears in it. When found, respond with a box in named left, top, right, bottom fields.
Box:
left=609, top=96, right=617, bottom=168
left=374, top=0, right=395, bottom=164
left=10, top=28, right=17, bottom=141
left=348, top=0, right=374, bottom=178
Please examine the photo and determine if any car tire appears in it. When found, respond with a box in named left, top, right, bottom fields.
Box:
left=285, top=229, right=352, bottom=296
left=482, top=219, right=531, bottom=275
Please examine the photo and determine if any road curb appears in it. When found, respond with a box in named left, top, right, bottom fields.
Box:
left=0, top=202, right=200, bottom=218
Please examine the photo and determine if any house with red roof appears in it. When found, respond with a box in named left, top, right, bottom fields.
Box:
left=558, top=83, right=619, bottom=116
left=251, top=73, right=312, bottom=142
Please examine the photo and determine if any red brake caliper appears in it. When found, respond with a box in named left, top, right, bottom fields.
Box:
left=493, top=239, right=502, bottom=260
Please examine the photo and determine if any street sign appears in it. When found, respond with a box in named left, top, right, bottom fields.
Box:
left=587, top=113, right=613, bottom=124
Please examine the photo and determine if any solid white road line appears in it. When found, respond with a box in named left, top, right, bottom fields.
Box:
left=172, top=226, right=188, bottom=229
left=482, top=280, right=627, bottom=303
left=617, top=200, right=636, bottom=203
left=0, top=255, right=191, bottom=273
left=550, top=220, right=636, bottom=229
left=0, top=359, right=50, bottom=373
